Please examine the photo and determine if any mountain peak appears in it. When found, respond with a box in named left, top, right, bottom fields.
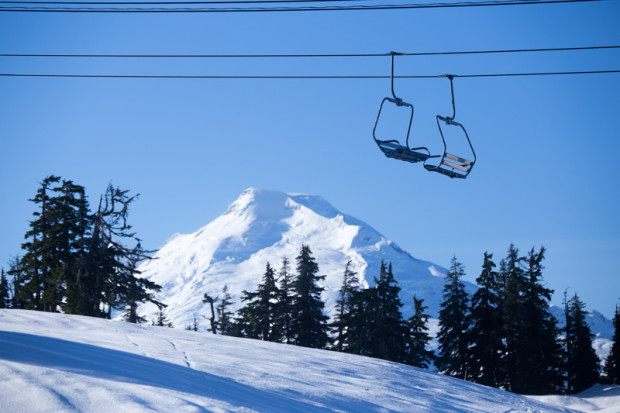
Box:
left=139, top=188, right=449, bottom=327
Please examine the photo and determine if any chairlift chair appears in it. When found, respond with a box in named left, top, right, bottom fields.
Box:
left=424, top=75, right=476, bottom=179
left=373, top=52, right=431, bottom=164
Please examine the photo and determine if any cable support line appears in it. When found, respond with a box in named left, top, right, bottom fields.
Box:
left=0, top=0, right=603, bottom=12
left=1, top=70, right=619, bottom=78
left=2, top=45, right=619, bottom=59
left=0, top=0, right=367, bottom=4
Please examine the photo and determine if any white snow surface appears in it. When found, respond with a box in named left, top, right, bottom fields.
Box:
left=3, top=309, right=612, bottom=413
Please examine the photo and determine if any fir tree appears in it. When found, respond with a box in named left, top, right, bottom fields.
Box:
left=345, top=261, right=408, bottom=363
left=121, top=254, right=163, bottom=324
left=216, top=284, right=234, bottom=336
left=275, top=257, right=294, bottom=344
left=518, top=246, right=564, bottom=394
left=565, top=293, right=600, bottom=393
left=233, top=263, right=280, bottom=340
left=604, top=303, right=620, bottom=384
left=499, top=244, right=528, bottom=392
left=0, top=269, right=10, bottom=308
left=468, top=252, right=505, bottom=387
left=331, top=260, right=359, bottom=352
left=153, top=304, right=173, bottom=328
left=290, top=245, right=330, bottom=349
left=436, top=256, right=470, bottom=379
left=406, top=295, right=434, bottom=369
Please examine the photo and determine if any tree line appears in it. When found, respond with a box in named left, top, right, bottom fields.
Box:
left=196, top=243, right=620, bottom=396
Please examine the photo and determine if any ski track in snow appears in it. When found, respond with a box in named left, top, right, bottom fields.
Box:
left=3, top=309, right=618, bottom=413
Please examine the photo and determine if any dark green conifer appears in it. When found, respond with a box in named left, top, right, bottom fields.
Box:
left=345, top=261, right=408, bottom=363
left=275, top=257, right=294, bottom=344
left=233, top=263, right=280, bottom=341
left=331, top=260, right=359, bottom=352
left=290, top=245, right=329, bottom=349
left=604, top=303, right=620, bottom=384
left=0, top=269, right=10, bottom=308
left=436, top=256, right=470, bottom=379
left=216, top=284, right=234, bottom=335
left=406, top=295, right=434, bottom=369
left=468, top=252, right=505, bottom=387
left=565, top=293, right=600, bottom=393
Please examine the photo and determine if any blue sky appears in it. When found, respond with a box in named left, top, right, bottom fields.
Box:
left=1, top=1, right=619, bottom=318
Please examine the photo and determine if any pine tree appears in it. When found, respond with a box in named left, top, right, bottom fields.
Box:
left=121, top=254, right=163, bottom=324
left=468, top=252, right=505, bottom=387
left=406, top=295, right=434, bottom=369
left=18, top=176, right=61, bottom=311
left=216, top=284, right=234, bottom=336
left=153, top=304, right=173, bottom=328
left=0, top=269, right=11, bottom=308
left=331, top=260, right=359, bottom=352
left=233, top=263, right=281, bottom=340
left=436, top=256, right=471, bottom=379
left=290, top=245, right=330, bottom=349
left=565, top=293, right=600, bottom=393
left=345, top=261, right=408, bottom=363
left=499, top=244, right=528, bottom=392
left=604, top=303, right=620, bottom=384
left=274, top=257, right=294, bottom=344
left=517, top=246, right=564, bottom=394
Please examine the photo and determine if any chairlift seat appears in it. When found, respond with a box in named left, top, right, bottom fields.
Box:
left=376, top=140, right=431, bottom=164
left=424, top=152, right=473, bottom=178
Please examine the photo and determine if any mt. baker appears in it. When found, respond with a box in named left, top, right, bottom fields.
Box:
left=138, top=188, right=454, bottom=328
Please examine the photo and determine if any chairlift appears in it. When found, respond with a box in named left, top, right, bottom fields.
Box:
left=373, top=52, right=431, bottom=164
left=424, top=75, right=476, bottom=179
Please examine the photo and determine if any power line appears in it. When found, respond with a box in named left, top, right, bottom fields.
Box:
left=0, top=0, right=603, bottom=13
left=1, top=70, right=618, bottom=78
left=0, top=0, right=367, bottom=4
left=2, top=45, right=619, bottom=58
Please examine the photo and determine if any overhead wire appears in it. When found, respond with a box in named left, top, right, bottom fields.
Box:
left=1, top=70, right=619, bottom=78
left=0, top=0, right=604, bottom=12
left=2, top=45, right=619, bottom=58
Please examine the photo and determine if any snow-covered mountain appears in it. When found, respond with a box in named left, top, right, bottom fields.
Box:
left=138, top=188, right=455, bottom=329
left=137, top=188, right=612, bottom=362
left=4, top=309, right=616, bottom=412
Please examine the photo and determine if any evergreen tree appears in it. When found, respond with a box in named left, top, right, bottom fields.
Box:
left=468, top=252, right=505, bottom=387
left=518, top=246, right=564, bottom=394
left=274, top=257, right=294, bottom=344
left=7, top=256, right=26, bottom=309
left=0, top=269, right=10, bottom=308
left=290, top=245, right=330, bottom=349
left=331, top=260, right=359, bottom=352
left=233, top=263, right=280, bottom=341
left=121, top=254, right=163, bottom=324
left=565, top=293, right=600, bottom=393
left=436, top=256, right=470, bottom=379
left=152, top=304, right=173, bottom=328
left=604, top=304, right=620, bottom=384
left=345, top=261, right=408, bottom=363
left=216, top=284, right=234, bottom=335
left=18, top=176, right=61, bottom=311
left=499, top=244, right=528, bottom=392
left=406, top=295, right=434, bottom=369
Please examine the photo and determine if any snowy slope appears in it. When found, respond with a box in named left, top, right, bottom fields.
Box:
left=0, top=309, right=602, bottom=413
left=138, top=188, right=454, bottom=329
